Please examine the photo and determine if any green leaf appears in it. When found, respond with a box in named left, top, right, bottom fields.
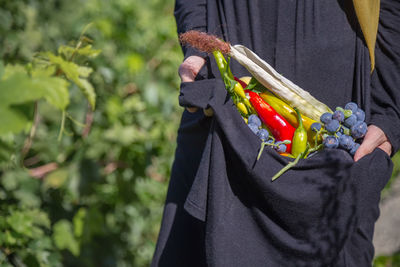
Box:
left=0, top=72, right=47, bottom=104
left=47, top=54, right=96, bottom=108
left=57, top=45, right=75, bottom=59
left=75, top=45, right=101, bottom=58
left=6, top=211, right=33, bottom=237
left=1, top=65, right=26, bottom=80
left=52, top=220, right=80, bottom=257
left=3, top=230, right=18, bottom=246
left=73, top=208, right=86, bottom=238
left=31, top=70, right=70, bottom=110
left=0, top=65, right=69, bottom=135
left=29, top=209, right=51, bottom=229
left=126, top=53, right=144, bottom=74
left=245, top=77, right=259, bottom=90
left=58, top=45, right=101, bottom=59
left=76, top=78, right=96, bottom=109
left=77, top=66, right=93, bottom=78
left=0, top=107, right=28, bottom=135
left=0, top=61, right=4, bottom=79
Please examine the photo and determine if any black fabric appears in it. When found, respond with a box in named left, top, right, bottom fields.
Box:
left=369, top=1, right=400, bottom=154
left=174, top=0, right=207, bottom=59
left=152, top=0, right=399, bottom=266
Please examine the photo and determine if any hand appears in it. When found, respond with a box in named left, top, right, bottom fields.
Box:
left=178, top=56, right=206, bottom=113
left=354, top=125, right=392, bottom=161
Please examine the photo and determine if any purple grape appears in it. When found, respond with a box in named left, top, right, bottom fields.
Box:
left=345, top=102, right=358, bottom=113
left=344, top=114, right=357, bottom=128
left=248, top=114, right=261, bottom=127
left=311, top=122, right=322, bottom=132
left=248, top=123, right=259, bottom=134
left=257, top=129, right=269, bottom=141
left=320, top=112, right=333, bottom=124
left=333, top=110, right=345, bottom=123
left=339, top=135, right=355, bottom=150
left=323, top=136, right=339, bottom=149
left=354, top=108, right=365, bottom=122
left=351, top=121, right=368, bottom=139
left=349, top=143, right=361, bottom=156
left=336, top=131, right=343, bottom=138
left=325, top=119, right=341, bottom=133
left=275, top=144, right=287, bottom=153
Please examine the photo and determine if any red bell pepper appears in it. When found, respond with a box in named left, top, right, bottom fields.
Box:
left=248, top=91, right=295, bottom=153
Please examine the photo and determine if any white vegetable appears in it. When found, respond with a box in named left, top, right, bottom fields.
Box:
left=229, top=45, right=332, bottom=121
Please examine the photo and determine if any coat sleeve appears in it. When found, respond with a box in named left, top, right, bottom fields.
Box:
left=369, top=0, right=400, bottom=154
left=174, top=0, right=207, bottom=59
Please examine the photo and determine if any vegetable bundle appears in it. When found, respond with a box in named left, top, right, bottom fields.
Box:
left=180, top=31, right=368, bottom=180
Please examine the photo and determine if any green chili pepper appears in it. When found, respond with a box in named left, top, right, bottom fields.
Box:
left=212, top=50, right=233, bottom=79
left=236, top=102, right=248, bottom=116
left=291, top=108, right=308, bottom=157
left=212, top=50, right=254, bottom=114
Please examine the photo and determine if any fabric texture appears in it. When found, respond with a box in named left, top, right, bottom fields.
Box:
left=152, top=0, right=399, bottom=266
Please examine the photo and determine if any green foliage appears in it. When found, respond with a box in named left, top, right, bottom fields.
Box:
left=0, top=0, right=182, bottom=266
left=382, top=152, right=400, bottom=195
left=0, top=64, right=69, bottom=135
left=374, top=252, right=400, bottom=267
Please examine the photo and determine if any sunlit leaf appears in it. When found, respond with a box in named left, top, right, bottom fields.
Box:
left=47, top=53, right=95, bottom=108
left=75, top=45, right=101, bottom=58
left=52, top=220, right=80, bottom=257
left=0, top=61, right=4, bottom=79
left=75, top=78, right=96, bottom=109
left=77, top=66, right=93, bottom=78
left=58, top=45, right=101, bottom=60
left=0, top=106, right=30, bottom=135
left=73, top=208, right=86, bottom=238
left=126, top=53, right=144, bottom=74
left=6, top=211, right=33, bottom=237
left=0, top=65, right=69, bottom=135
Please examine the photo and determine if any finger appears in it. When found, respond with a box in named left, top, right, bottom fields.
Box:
left=179, top=66, right=196, bottom=82
left=378, top=141, right=392, bottom=156
left=186, top=107, right=199, bottom=113
left=353, top=125, right=386, bottom=161
left=354, top=139, right=378, bottom=162
left=179, top=56, right=206, bottom=113
left=178, top=56, right=206, bottom=82
left=203, top=107, right=214, bottom=117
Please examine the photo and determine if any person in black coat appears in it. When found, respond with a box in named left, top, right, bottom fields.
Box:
left=152, top=1, right=400, bottom=266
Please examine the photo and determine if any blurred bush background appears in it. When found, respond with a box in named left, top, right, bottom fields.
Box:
left=0, top=0, right=399, bottom=266
left=0, top=0, right=181, bottom=266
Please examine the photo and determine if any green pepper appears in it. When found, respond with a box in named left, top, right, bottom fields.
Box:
left=236, top=101, right=248, bottom=116
left=291, top=108, right=308, bottom=157
left=212, top=50, right=254, bottom=115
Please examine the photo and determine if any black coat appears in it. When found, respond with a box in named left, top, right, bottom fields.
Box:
left=152, top=1, right=400, bottom=266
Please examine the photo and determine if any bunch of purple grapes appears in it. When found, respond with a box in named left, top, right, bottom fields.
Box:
left=312, top=102, right=367, bottom=156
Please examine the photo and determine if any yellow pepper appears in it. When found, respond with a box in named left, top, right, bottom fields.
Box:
left=233, top=82, right=246, bottom=99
